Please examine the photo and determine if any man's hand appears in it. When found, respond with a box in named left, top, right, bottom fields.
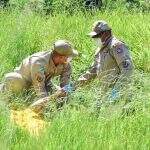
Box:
left=30, top=84, right=75, bottom=113
left=30, top=90, right=63, bottom=113
left=30, top=97, right=49, bottom=113
left=74, top=76, right=87, bottom=89
left=78, top=76, right=87, bottom=82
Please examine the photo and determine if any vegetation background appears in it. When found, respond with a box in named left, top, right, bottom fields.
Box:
left=0, top=0, right=150, bottom=149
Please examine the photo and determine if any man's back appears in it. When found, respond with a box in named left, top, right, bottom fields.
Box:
left=14, top=51, right=51, bottom=83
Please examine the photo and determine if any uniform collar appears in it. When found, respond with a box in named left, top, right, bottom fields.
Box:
left=103, top=36, right=113, bottom=47
left=100, top=36, right=113, bottom=51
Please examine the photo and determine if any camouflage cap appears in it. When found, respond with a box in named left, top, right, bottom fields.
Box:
left=89, top=20, right=111, bottom=38
left=53, top=40, right=78, bottom=57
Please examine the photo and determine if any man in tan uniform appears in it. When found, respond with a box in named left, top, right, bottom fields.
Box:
left=77, top=20, right=134, bottom=100
left=0, top=40, right=78, bottom=98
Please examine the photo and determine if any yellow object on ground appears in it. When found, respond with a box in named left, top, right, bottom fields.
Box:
left=10, top=108, right=47, bottom=136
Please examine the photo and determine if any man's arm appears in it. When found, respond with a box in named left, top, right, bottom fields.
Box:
left=112, top=43, right=134, bottom=89
left=60, top=63, right=72, bottom=88
left=30, top=63, right=72, bottom=113
left=77, top=50, right=100, bottom=85
left=31, top=62, right=48, bottom=98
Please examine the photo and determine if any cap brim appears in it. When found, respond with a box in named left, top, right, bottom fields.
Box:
left=88, top=31, right=98, bottom=38
left=71, top=49, right=78, bottom=57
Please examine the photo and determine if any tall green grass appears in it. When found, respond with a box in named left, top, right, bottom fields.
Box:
left=0, top=4, right=150, bottom=150
left=7, top=0, right=150, bottom=14
left=0, top=10, right=150, bottom=76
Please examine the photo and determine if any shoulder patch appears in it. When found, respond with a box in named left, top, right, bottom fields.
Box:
left=122, top=60, right=130, bottom=68
left=115, top=44, right=124, bottom=54
left=36, top=74, right=44, bottom=82
left=39, top=66, right=45, bottom=73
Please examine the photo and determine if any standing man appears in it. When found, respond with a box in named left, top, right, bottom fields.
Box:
left=77, top=20, right=134, bottom=100
left=0, top=40, right=78, bottom=99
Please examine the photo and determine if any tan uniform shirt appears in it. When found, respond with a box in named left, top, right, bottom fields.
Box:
left=14, top=51, right=72, bottom=97
left=79, top=36, right=133, bottom=91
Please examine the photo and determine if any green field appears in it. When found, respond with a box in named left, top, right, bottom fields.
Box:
left=0, top=1, right=150, bottom=149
